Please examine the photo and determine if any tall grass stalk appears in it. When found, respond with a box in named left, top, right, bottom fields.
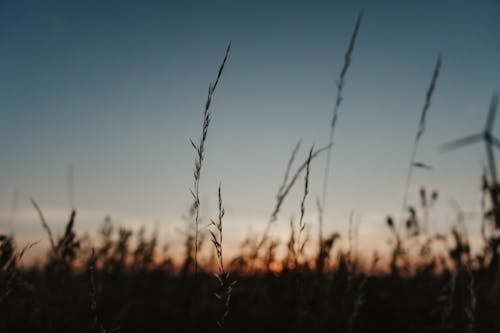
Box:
left=320, top=10, right=363, bottom=233
left=30, top=199, right=56, bottom=253
left=190, top=42, right=231, bottom=274
left=296, top=146, right=314, bottom=266
left=252, top=144, right=331, bottom=264
left=400, top=56, right=442, bottom=231
left=210, top=184, right=236, bottom=328
left=278, top=140, right=302, bottom=199
left=210, top=184, right=226, bottom=276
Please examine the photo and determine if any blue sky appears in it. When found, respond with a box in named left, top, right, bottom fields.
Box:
left=0, top=1, right=499, bottom=258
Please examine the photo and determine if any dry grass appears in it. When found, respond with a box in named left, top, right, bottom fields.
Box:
left=209, top=184, right=236, bottom=329
left=320, top=10, right=364, bottom=233
left=88, top=248, right=119, bottom=333
left=400, top=56, right=442, bottom=231
left=30, top=199, right=56, bottom=252
left=189, top=42, right=231, bottom=274
left=296, top=146, right=314, bottom=267
left=2, top=8, right=500, bottom=333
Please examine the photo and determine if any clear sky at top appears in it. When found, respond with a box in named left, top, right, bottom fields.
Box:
left=0, top=0, right=499, bottom=256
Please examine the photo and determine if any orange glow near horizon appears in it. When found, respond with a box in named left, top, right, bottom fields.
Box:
left=10, top=221, right=489, bottom=277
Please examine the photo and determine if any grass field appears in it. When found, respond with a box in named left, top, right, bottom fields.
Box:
left=2, top=7, right=500, bottom=333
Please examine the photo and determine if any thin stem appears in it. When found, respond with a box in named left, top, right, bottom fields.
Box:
left=399, top=56, right=441, bottom=232
left=190, top=42, right=231, bottom=275
left=252, top=144, right=331, bottom=264
left=320, top=10, right=363, bottom=235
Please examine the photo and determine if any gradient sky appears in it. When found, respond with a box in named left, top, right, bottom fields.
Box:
left=0, top=0, right=499, bottom=259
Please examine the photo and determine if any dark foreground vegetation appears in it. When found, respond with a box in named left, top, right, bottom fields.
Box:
left=1, top=207, right=500, bottom=333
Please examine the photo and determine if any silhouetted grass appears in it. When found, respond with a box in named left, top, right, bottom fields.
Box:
left=190, top=42, right=231, bottom=274
left=2, top=10, right=500, bottom=333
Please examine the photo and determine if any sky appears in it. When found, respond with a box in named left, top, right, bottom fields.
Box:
left=0, top=0, right=499, bottom=261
